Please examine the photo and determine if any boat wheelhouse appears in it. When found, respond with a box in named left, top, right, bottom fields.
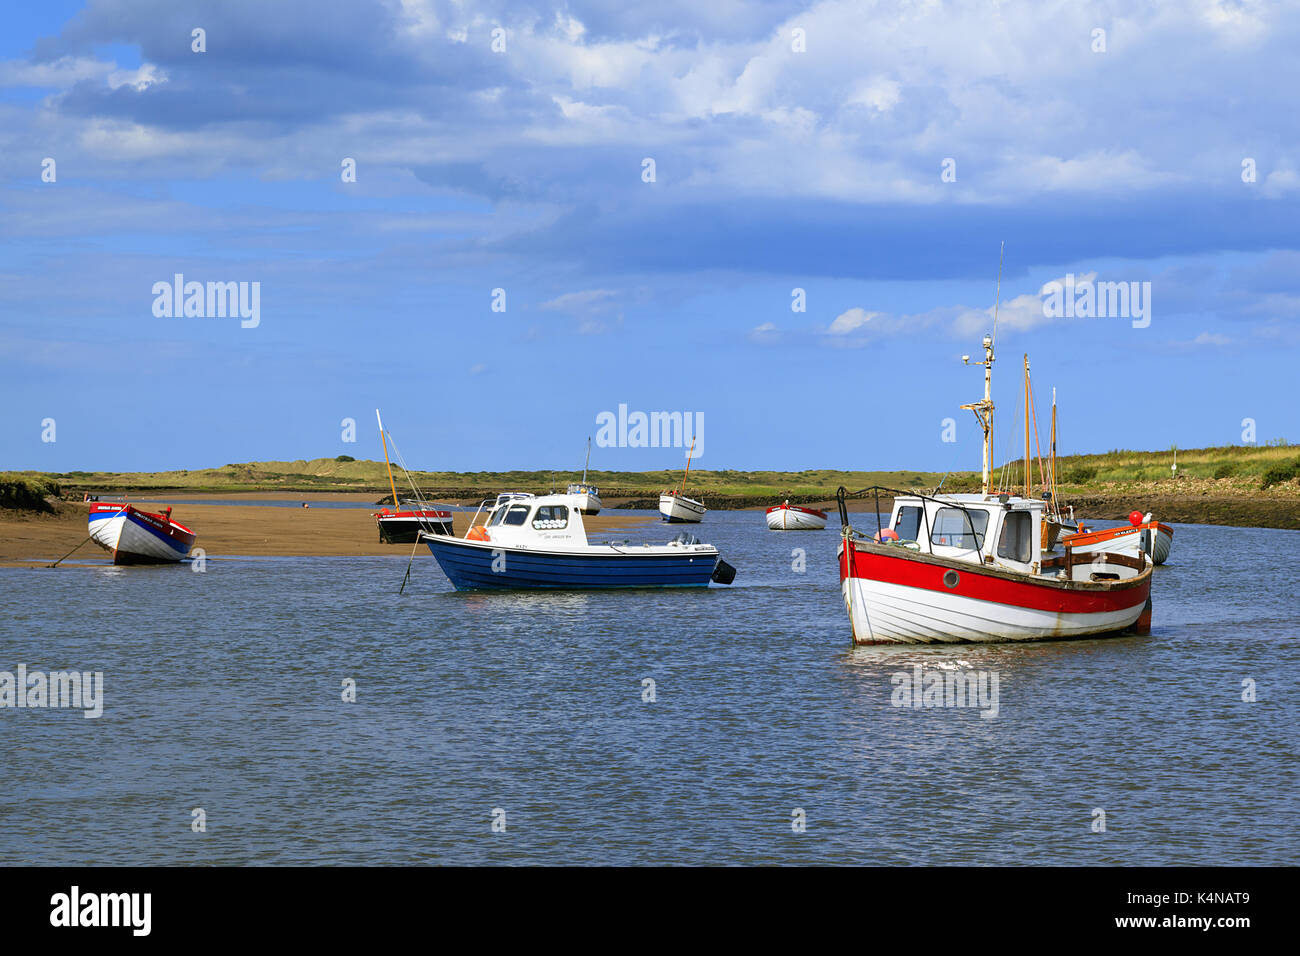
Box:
left=424, top=491, right=734, bottom=590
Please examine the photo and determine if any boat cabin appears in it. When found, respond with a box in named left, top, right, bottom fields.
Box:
left=472, top=492, right=591, bottom=547
left=885, top=493, right=1048, bottom=575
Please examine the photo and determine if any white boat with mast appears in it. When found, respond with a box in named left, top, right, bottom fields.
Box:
left=836, top=245, right=1154, bottom=644
left=659, top=438, right=705, bottom=523
left=566, top=437, right=602, bottom=515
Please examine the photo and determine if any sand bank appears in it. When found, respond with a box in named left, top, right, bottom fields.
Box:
left=0, top=495, right=656, bottom=567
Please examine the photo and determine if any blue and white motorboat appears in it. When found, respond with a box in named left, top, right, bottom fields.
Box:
left=422, top=492, right=735, bottom=590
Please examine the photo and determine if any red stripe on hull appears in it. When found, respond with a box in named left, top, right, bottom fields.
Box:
left=840, top=542, right=1150, bottom=615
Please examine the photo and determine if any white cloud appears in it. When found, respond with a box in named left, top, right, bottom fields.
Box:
left=826, top=307, right=879, bottom=335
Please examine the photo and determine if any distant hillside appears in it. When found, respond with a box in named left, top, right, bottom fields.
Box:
left=5, top=443, right=1298, bottom=504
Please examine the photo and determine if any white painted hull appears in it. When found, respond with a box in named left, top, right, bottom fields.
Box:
left=88, top=513, right=189, bottom=563
left=765, top=506, right=827, bottom=530
left=659, top=494, right=705, bottom=523
left=1065, top=523, right=1174, bottom=565
left=840, top=576, right=1146, bottom=645
left=569, top=492, right=601, bottom=515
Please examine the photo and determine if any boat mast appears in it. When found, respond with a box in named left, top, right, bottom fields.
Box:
left=376, top=409, right=400, bottom=511
left=679, top=438, right=696, bottom=495
left=961, top=335, right=997, bottom=495
left=1023, top=354, right=1031, bottom=499
left=1050, top=388, right=1057, bottom=505
left=961, top=244, right=1002, bottom=496
left=583, top=436, right=591, bottom=485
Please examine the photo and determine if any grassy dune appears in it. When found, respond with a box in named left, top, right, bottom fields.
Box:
left=4, top=443, right=1298, bottom=513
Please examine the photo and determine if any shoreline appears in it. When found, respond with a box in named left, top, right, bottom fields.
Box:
left=0, top=496, right=657, bottom=568
left=3, top=484, right=1297, bottom=568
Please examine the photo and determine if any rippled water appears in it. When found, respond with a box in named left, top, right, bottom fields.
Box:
left=2, top=512, right=1296, bottom=865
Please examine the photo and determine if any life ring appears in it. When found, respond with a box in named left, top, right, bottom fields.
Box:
left=466, top=526, right=490, bottom=541
left=874, top=528, right=900, bottom=543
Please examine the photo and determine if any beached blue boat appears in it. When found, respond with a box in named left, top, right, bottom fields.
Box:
left=422, top=492, right=734, bottom=590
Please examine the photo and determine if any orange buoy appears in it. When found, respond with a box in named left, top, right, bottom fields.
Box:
left=466, top=526, right=490, bottom=541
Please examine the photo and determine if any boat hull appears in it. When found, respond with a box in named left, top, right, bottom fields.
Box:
left=765, top=504, right=828, bottom=531
left=88, top=505, right=195, bottom=565
left=1063, top=521, right=1174, bottom=565
left=376, top=511, right=454, bottom=543
left=839, top=539, right=1151, bottom=644
left=659, top=493, right=706, bottom=523
left=424, top=534, right=718, bottom=590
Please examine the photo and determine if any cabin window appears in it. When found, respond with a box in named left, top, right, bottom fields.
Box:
left=531, top=505, right=569, bottom=530
left=894, top=506, right=923, bottom=541
left=997, top=511, right=1033, bottom=563
left=930, top=507, right=988, bottom=549
left=502, top=505, right=531, bottom=526
left=488, top=506, right=508, bottom=527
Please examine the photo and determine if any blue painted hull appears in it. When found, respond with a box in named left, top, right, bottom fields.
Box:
left=424, top=536, right=718, bottom=590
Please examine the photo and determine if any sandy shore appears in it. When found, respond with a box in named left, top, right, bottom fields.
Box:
left=0, top=495, right=657, bottom=567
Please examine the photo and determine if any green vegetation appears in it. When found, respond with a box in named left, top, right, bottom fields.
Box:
left=5, top=443, right=1299, bottom=502
left=0, top=475, right=61, bottom=512
left=1260, top=457, right=1300, bottom=490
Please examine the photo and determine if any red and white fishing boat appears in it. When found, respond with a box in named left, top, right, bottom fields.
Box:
left=765, top=501, right=828, bottom=530
left=836, top=328, right=1153, bottom=645
left=87, top=503, right=196, bottom=564
left=1062, top=513, right=1174, bottom=565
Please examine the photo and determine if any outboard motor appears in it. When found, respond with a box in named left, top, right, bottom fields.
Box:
left=711, top=559, right=737, bottom=585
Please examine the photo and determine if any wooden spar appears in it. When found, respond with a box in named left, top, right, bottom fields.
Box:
left=1023, top=354, right=1031, bottom=499
left=376, top=409, right=400, bottom=511
left=1050, top=389, right=1058, bottom=504
left=679, top=438, right=696, bottom=495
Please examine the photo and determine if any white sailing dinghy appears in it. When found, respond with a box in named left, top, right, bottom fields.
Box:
left=566, top=437, right=602, bottom=515
left=659, top=438, right=705, bottom=523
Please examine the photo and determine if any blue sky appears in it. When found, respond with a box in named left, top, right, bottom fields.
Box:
left=2, top=0, right=1298, bottom=474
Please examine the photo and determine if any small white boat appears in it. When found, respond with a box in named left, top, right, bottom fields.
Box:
left=566, top=438, right=602, bottom=514
left=659, top=437, right=705, bottom=523
left=566, top=484, right=601, bottom=515
left=766, top=501, right=828, bottom=530
left=1061, top=514, right=1174, bottom=565
left=659, top=491, right=706, bottom=523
